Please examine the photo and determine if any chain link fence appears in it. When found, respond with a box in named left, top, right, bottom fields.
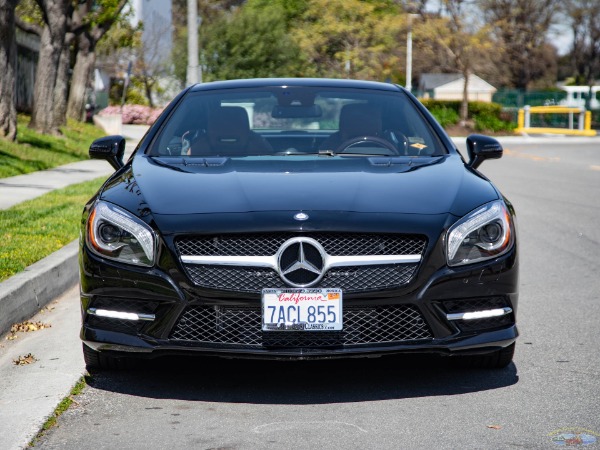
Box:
left=494, top=90, right=600, bottom=129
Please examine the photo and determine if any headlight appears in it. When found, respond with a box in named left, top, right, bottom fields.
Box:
left=87, top=201, right=155, bottom=267
left=447, top=200, right=514, bottom=267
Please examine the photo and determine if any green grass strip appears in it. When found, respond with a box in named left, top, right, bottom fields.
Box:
left=0, top=116, right=105, bottom=178
left=0, top=177, right=105, bottom=282
left=29, top=376, right=88, bottom=446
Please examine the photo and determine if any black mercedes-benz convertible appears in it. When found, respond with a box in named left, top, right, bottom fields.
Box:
left=80, top=78, right=518, bottom=370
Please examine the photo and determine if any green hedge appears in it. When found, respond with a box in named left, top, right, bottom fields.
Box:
left=427, top=106, right=460, bottom=128
left=420, top=99, right=515, bottom=132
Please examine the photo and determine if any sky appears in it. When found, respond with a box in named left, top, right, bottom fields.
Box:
left=549, top=23, right=573, bottom=56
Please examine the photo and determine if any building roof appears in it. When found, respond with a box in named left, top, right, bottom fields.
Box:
left=419, top=74, right=463, bottom=90
left=419, top=73, right=496, bottom=92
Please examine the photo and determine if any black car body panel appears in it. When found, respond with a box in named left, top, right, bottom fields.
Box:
left=80, top=78, right=518, bottom=365
left=122, top=154, right=498, bottom=216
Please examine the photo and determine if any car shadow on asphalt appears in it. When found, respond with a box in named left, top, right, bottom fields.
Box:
left=85, top=354, right=518, bottom=404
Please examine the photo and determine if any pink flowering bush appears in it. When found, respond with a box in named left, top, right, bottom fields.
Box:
left=98, top=105, right=165, bottom=125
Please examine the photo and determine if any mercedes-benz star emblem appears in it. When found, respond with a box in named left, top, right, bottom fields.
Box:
left=294, top=212, right=309, bottom=221
left=277, top=238, right=326, bottom=287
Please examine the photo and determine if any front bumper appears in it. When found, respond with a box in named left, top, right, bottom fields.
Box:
left=82, top=326, right=518, bottom=361
left=80, top=241, right=519, bottom=361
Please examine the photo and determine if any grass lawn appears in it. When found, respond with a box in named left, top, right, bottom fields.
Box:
left=0, top=178, right=105, bottom=282
left=0, top=115, right=105, bottom=178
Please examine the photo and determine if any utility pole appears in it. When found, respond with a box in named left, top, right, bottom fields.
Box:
left=186, top=0, right=200, bottom=85
left=405, top=14, right=419, bottom=93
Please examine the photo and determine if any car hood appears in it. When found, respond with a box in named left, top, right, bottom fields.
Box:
left=118, top=155, right=497, bottom=219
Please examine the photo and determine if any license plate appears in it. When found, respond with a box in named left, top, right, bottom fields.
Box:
left=262, top=288, right=343, bottom=331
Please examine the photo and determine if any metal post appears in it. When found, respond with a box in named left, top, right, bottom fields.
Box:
left=585, top=111, right=592, bottom=131
left=406, top=21, right=413, bottom=92
left=579, top=109, right=585, bottom=131
left=517, top=108, right=524, bottom=130
left=187, top=0, right=200, bottom=86
left=524, top=105, right=530, bottom=128
left=569, top=111, right=573, bottom=129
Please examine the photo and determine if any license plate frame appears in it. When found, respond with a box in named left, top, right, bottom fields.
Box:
left=261, top=288, right=343, bottom=331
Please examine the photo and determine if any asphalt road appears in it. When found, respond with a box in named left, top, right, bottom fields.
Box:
left=33, top=140, right=600, bottom=450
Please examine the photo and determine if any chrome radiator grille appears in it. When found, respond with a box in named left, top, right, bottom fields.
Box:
left=185, top=264, right=419, bottom=293
left=177, top=233, right=426, bottom=257
left=176, top=233, right=427, bottom=294
left=170, top=304, right=432, bottom=347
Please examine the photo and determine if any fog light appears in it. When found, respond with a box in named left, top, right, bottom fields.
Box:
left=87, top=308, right=155, bottom=321
left=446, top=307, right=512, bottom=321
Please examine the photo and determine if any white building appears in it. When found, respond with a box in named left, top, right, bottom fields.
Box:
left=418, top=73, right=497, bottom=102
left=559, top=85, right=600, bottom=110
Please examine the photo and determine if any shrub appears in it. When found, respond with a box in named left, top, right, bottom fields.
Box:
left=468, top=101, right=502, bottom=117
left=420, top=99, right=515, bottom=133
left=428, top=106, right=460, bottom=128
left=98, top=105, right=165, bottom=125
left=473, top=114, right=516, bottom=132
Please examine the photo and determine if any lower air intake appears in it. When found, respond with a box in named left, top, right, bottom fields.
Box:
left=170, top=304, right=432, bottom=348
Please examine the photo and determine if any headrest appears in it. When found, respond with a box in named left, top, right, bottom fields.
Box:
left=339, top=103, right=382, bottom=140
left=207, top=106, right=251, bottom=147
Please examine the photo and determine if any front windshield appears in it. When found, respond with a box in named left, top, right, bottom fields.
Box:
left=150, top=86, right=446, bottom=158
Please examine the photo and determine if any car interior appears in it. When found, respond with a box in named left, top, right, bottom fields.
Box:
left=152, top=88, right=444, bottom=158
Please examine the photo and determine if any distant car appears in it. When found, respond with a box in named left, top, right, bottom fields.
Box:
left=80, top=78, right=518, bottom=370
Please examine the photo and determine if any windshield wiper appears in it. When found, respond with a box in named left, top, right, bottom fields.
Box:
left=318, top=149, right=399, bottom=157
left=149, top=156, right=188, bottom=172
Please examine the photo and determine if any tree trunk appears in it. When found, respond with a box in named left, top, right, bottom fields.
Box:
left=66, top=0, right=128, bottom=122
left=0, top=0, right=18, bottom=141
left=67, top=31, right=96, bottom=122
left=28, top=0, right=68, bottom=135
left=53, top=32, right=74, bottom=128
left=142, top=69, right=155, bottom=108
left=460, top=69, right=470, bottom=125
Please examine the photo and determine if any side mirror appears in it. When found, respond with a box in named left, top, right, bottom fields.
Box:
left=89, top=135, right=126, bottom=171
left=466, top=134, right=503, bottom=170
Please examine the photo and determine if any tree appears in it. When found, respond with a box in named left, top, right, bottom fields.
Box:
left=95, top=14, right=141, bottom=103
left=416, top=0, right=494, bottom=122
left=27, top=0, right=70, bottom=134
left=0, top=0, right=19, bottom=141
left=291, top=0, right=404, bottom=80
left=481, top=0, right=560, bottom=89
left=15, top=0, right=127, bottom=130
left=201, top=3, right=306, bottom=80
left=565, top=0, right=600, bottom=105
left=66, top=0, right=129, bottom=121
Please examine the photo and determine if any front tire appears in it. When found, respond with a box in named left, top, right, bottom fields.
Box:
left=82, top=343, right=137, bottom=371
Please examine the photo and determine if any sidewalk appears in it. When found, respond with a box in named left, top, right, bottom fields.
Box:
left=0, top=124, right=148, bottom=334
left=0, top=124, right=148, bottom=211
left=0, top=285, right=83, bottom=450
left=0, top=124, right=147, bottom=449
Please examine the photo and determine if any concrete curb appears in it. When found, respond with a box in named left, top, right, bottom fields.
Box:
left=451, top=135, right=600, bottom=144
left=0, top=240, right=79, bottom=336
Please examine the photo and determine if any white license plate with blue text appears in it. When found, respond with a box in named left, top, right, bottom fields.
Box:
left=261, top=288, right=343, bottom=331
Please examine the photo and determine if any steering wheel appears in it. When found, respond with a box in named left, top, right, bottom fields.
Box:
left=335, top=136, right=399, bottom=154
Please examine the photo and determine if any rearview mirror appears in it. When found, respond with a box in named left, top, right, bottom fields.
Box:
left=89, top=135, right=125, bottom=171
left=466, top=134, right=503, bottom=169
left=272, top=104, right=322, bottom=119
